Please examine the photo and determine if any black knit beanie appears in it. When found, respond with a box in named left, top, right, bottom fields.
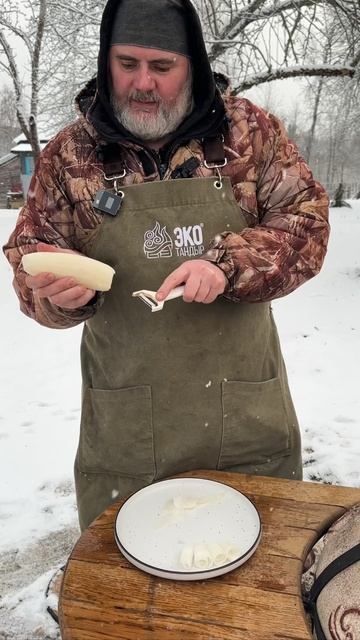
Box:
left=110, top=0, right=191, bottom=57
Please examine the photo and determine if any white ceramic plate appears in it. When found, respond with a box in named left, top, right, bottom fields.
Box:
left=114, top=477, right=261, bottom=580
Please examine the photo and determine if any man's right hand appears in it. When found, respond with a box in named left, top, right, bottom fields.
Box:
left=25, top=243, right=96, bottom=310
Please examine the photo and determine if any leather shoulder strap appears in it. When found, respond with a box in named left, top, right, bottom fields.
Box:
left=202, top=135, right=226, bottom=168
left=305, top=543, right=360, bottom=640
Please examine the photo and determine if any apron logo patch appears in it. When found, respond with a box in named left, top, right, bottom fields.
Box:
left=143, top=221, right=205, bottom=259
left=144, top=221, right=173, bottom=258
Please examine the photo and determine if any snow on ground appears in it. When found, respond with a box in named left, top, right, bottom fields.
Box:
left=0, top=203, right=360, bottom=639
left=275, top=202, right=360, bottom=487
left=0, top=211, right=81, bottom=639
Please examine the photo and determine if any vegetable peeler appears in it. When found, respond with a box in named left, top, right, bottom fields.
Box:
left=132, top=286, right=185, bottom=312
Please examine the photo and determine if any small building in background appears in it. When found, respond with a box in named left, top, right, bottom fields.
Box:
left=10, top=133, right=49, bottom=198
left=0, top=133, right=49, bottom=209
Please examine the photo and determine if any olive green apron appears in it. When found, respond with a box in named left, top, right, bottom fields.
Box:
left=75, top=176, right=302, bottom=530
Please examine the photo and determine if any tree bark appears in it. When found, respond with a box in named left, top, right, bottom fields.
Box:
left=305, top=77, right=324, bottom=164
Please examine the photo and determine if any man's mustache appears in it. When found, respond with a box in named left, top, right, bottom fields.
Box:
left=129, top=91, right=161, bottom=103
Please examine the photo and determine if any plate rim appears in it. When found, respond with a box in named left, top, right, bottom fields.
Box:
left=114, top=477, right=262, bottom=576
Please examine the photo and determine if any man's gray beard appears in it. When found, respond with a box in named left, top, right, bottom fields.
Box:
left=111, top=72, right=193, bottom=141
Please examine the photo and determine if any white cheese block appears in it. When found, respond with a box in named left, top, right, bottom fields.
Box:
left=22, top=251, right=115, bottom=292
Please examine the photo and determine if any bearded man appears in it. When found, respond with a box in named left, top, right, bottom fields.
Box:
left=4, top=0, right=329, bottom=532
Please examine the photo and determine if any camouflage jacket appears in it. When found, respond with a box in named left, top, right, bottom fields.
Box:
left=3, top=96, right=330, bottom=329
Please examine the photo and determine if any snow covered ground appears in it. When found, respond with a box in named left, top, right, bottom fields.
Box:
left=1, top=203, right=360, bottom=639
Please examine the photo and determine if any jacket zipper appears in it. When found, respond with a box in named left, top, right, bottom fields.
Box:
left=147, top=148, right=167, bottom=180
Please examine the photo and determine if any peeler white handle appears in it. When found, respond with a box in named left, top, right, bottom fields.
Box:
left=164, top=286, right=185, bottom=301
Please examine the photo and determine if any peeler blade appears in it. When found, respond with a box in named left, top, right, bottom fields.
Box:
left=132, top=290, right=164, bottom=311
left=132, top=286, right=184, bottom=312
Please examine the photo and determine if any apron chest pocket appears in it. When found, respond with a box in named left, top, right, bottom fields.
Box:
left=218, top=378, right=292, bottom=468
left=78, top=385, right=155, bottom=478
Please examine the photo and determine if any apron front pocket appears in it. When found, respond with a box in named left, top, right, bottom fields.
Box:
left=78, top=385, right=155, bottom=478
left=218, top=378, right=291, bottom=468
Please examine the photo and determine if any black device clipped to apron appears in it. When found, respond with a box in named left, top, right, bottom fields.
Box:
left=169, top=135, right=227, bottom=181
left=303, top=542, right=360, bottom=640
left=170, top=156, right=200, bottom=179
left=93, top=144, right=126, bottom=216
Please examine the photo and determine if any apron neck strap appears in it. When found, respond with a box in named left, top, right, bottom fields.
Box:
left=97, top=134, right=227, bottom=180
left=97, top=143, right=126, bottom=181
left=170, top=135, right=227, bottom=180
left=202, top=135, right=227, bottom=169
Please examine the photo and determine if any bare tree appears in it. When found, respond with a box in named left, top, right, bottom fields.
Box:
left=296, top=72, right=360, bottom=196
left=0, top=84, right=20, bottom=155
left=40, top=0, right=104, bottom=127
left=0, top=0, right=46, bottom=159
left=304, top=77, right=324, bottom=164
left=196, top=0, right=360, bottom=93
left=0, top=0, right=102, bottom=156
left=1, top=0, right=360, bottom=152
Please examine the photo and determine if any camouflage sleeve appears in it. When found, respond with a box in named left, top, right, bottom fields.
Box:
left=205, top=105, right=330, bottom=303
left=2, top=145, right=103, bottom=329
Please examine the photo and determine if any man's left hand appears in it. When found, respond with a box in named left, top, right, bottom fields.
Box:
left=156, top=259, right=227, bottom=304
